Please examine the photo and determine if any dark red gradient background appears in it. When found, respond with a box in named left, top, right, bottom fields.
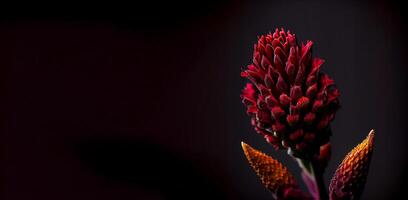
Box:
left=1, top=1, right=407, bottom=199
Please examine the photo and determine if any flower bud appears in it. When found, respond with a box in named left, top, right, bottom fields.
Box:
left=329, top=130, right=375, bottom=200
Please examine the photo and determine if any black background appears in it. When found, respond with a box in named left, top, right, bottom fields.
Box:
left=1, top=0, right=407, bottom=199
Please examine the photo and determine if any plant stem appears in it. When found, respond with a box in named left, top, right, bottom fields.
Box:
left=313, top=167, right=328, bottom=200
left=297, top=159, right=328, bottom=200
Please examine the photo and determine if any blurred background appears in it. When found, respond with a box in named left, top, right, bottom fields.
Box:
left=1, top=0, right=407, bottom=199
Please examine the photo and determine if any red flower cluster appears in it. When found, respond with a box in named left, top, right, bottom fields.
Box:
left=241, top=28, right=340, bottom=157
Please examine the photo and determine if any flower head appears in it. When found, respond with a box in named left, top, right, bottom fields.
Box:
left=241, top=28, right=340, bottom=158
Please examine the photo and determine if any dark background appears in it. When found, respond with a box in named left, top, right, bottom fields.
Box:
left=1, top=0, right=407, bottom=199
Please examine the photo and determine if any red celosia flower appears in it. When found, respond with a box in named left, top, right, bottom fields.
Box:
left=241, top=28, right=340, bottom=158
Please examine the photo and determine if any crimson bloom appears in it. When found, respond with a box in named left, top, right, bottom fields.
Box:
left=241, top=28, right=340, bottom=158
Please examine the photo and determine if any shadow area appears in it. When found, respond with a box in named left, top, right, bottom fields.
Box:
left=73, top=138, right=227, bottom=199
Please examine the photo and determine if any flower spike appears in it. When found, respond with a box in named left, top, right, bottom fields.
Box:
left=241, top=28, right=340, bottom=158
left=241, top=142, right=311, bottom=199
left=329, top=130, right=375, bottom=200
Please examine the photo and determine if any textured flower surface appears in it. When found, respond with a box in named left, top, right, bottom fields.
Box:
left=241, top=28, right=340, bottom=158
left=329, top=130, right=375, bottom=200
left=241, top=142, right=312, bottom=200
left=241, top=142, right=298, bottom=191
